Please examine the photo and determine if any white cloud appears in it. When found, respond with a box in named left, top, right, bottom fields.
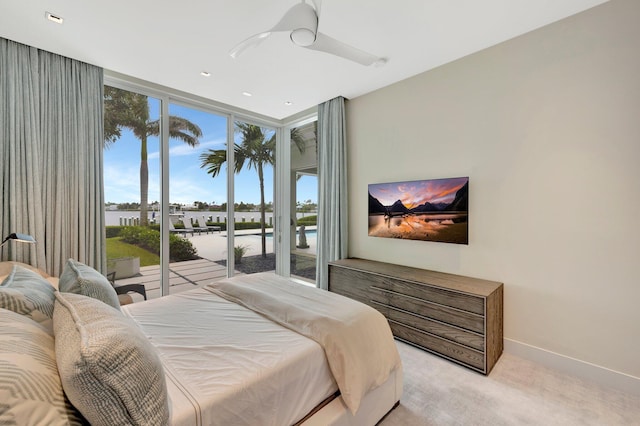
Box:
left=104, top=162, right=164, bottom=204
left=148, top=138, right=225, bottom=160
left=104, top=164, right=140, bottom=203
left=168, top=172, right=225, bottom=205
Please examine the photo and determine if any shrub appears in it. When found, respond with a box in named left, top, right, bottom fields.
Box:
left=199, top=220, right=273, bottom=231
left=234, top=245, right=249, bottom=264
left=118, top=226, right=198, bottom=262
left=107, top=224, right=160, bottom=238
left=106, top=226, right=126, bottom=238
left=206, top=221, right=227, bottom=231
left=233, top=222, right=272, bottom=231
left=169, top=234, right=198, bottom=261
left=297, top=215, right=317, bottom=226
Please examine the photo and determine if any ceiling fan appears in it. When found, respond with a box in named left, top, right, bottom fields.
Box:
left=229, top=0, right=387, bottom=66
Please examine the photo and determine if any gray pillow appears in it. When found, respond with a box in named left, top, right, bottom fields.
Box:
left=53, top=292, right=170, bottom=426
left=0, top=308, right=86, bottom=425
left=58, top=259, right=120, bottom=310
left=0, top=265, right=56, bottom=334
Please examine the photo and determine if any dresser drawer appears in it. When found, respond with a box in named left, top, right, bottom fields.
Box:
left=332, top=265, right=484, bottom=314
left=370, top=287, right=484, bottom=333
left=374, top=303, right=485, bottom=351
left=390, top=321, right=485, bottom=371
left=374, top=276, right=484, bottom=315
left=328, top=267, right=373, bottom=301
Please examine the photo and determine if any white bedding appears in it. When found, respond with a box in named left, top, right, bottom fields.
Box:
left=122, top=287, right=338, bottom=426
left=207, top=272, right=402, bottom=414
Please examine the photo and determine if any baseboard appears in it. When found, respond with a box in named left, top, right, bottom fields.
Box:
left=504, top=338, right=640, bottom=397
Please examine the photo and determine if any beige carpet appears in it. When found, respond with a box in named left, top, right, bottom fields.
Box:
left=380, top=341, right=640, bottom=425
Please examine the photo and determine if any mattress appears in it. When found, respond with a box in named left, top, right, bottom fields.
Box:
left=123, top=287, right=338, bottom=426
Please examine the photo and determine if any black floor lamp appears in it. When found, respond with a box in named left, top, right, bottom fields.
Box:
left=0, top=233, right=36, bottom=260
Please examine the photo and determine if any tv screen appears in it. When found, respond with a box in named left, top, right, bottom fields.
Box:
left=368, top=177, right=469, bottom=244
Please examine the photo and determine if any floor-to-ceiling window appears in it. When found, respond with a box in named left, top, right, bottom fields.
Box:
left=167, top=102, right=228, bottom=294
left=103, top=80, right=286, bottom=300
left=103, top=85, right=163, bottom=299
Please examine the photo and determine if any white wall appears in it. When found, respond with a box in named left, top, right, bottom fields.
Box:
left=347, top=0, right=640, bottom=382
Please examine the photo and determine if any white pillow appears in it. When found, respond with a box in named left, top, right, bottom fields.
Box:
left=53, top=292, right=169, bottom=426
left=0, top=308, right=86, bottom=425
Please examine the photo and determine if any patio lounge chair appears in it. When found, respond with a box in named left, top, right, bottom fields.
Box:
left=169, top=218, right=193, bottom=236
left=190, top=217, right=209, bottom=234
left=202, top=215, right=221, bottom=233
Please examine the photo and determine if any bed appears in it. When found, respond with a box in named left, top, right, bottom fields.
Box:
left=0, top=261, right=402, bottom=426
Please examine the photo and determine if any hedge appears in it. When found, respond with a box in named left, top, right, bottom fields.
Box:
left=106, top=226, right=126, bottom=238
left=202, top=221, right=274, bottom=231
left=297, top=215, right=317, bottom=226
left=117, top=226, right=198, bottom=262
left=106, top=224, right=160, bottom=237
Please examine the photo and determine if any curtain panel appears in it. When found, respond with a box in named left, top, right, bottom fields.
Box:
left=316, top=96, right=348, bottom=290
left=0, top=37, right=105, bottom=276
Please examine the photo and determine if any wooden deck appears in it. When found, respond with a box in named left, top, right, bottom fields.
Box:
left=113, top=258, right=232, bottom=303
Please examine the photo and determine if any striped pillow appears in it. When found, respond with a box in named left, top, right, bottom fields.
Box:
left=0, top=261, right=50, bottom=278
left=58, top=259, right=120, bottom=310
left=0, top=308, right=86, bottom=425
left=0, top=266, right=56, bottom=334
left=53, top=292, right=169, bottom=426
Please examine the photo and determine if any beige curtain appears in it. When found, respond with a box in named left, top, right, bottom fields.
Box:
left=0, top=38, right=105, bottom=276
left=316, top=96, right=348, bottom=290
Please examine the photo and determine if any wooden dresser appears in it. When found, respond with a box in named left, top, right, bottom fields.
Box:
left=328, top=258, right=503, bottom=374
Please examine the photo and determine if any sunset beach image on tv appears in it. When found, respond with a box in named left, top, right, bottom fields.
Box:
left=368, top=177, right=469, bottom=244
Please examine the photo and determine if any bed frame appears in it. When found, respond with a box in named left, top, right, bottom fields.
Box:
left=300, top=366, right=402, bottom=425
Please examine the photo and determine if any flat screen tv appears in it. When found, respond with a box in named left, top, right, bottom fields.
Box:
left=368, top=176, right=469, bottom=244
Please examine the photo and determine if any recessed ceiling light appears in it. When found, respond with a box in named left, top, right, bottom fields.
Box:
left=242, top=91, right=253, bottom=97
left=200, top=71, right=211, bottom=77
left=45, top=12, right=64, bottom=24
left=284, top=101, right=293, bottom=106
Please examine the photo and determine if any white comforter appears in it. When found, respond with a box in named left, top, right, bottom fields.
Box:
left=206, top=272, right=402, bottom=414
left=123, top=287, right=337, bottom=426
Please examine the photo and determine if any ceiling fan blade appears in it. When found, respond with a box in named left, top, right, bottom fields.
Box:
left=309, top=0, right=322, bottom=16
left=305, top=32, right=386, bottom=66
left=229, top=31, right=272, bottom=59
left=229, top=2, right=317, bottom=59
left=271, top=2, right=317, bottom=33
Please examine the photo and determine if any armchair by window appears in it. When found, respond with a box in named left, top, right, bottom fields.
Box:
left=106, top=272, right=147, bottom=304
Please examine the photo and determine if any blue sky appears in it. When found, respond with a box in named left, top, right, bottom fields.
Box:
left=103, top=101, right=317, bottom=206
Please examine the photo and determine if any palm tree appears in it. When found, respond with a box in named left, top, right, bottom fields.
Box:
left=199, top=123, right=306, bottom=258
left=104, top=86, right=202, bottom=225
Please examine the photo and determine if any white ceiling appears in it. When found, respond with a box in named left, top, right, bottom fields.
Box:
left=1, top=0, right=608, bottom=122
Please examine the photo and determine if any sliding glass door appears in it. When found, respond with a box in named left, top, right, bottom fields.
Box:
left=289, top=120, right=318, bottom=283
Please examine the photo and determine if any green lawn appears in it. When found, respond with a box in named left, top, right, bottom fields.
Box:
left=106, top=237, right=159, bottom=267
